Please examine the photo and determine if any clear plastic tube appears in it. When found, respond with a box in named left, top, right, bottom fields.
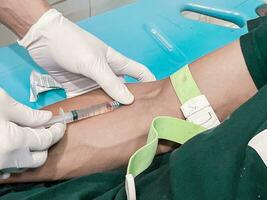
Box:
left=44, top=101, right=121, bottom=127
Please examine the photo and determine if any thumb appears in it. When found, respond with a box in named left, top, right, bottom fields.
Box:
left=0, top=89, right=52, bottom=127
left=91, top=62, right=134, bottom=105
left=107, top=47, right=156, bottom=82
left=0, top=173, right=10, bottom=180
left=21, top=151, right=48, bottom=169
left=30, top=151, right=48, bottom=168
left=8, top=99, right=52, bottom=127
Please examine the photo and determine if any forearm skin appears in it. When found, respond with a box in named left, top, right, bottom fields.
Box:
left=0, top=0, right=50, bottom=38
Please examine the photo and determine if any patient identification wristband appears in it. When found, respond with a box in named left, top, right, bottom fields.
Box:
left=170, top=65, right=220, bottom=129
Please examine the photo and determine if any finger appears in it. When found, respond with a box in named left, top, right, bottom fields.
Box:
left=22, top=123, right=66, bottom=151
left=90, top=62, right=134, bottom=105
left=0, top=91, right=52, bottom=127
left=17, top=151, right=47, bottom=169
left=0, top=173, right=10, bottom=180
left=117, top=59, right=156, bottom=82
left=10, top=105, right=52, bottom=127
left=18, top=151, right=48, bottom=169
left=106, top=47, right=156, bottom=82
left=29, top=151, right=48, bottom=168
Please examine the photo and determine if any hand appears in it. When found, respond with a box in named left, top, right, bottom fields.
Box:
left=0, top=89, right=66, bottom=179
left=18, top=9, right=156, bottom=105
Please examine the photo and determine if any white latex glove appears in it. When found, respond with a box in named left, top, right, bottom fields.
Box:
left=0, top=89, right=66, bottom=179
left=18, top=9, right=156, bottom=105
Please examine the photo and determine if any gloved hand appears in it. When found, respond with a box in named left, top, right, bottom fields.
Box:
left=0, top=89, right=66, bottom=179
left=18, top=9, right=156, bottom=105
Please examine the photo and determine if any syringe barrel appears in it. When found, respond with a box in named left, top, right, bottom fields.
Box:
left=44, top=111, right=73, bottom=127
left=74, top=101, right=121, bottom=121
left=43, top=101, right=121, bottom=127
left=43, top=115, right=65, bottom=128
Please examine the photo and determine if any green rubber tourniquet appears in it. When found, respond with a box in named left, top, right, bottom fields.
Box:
left=126, top=117, right=206, bottom=176
left=126, top=65, right=206, bottom=178
left=170, top=65, right=202, bottom=104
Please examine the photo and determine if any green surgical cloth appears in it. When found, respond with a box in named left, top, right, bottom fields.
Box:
left=240, top=16, right=267, bottom=89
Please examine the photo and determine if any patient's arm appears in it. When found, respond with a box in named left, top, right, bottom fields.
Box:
left=0, top=0, right=50, bottom=38
left=1, top=40, right=257, bottom=183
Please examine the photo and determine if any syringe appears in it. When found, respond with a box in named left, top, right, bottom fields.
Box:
left=44, top=101, right=121, bottom=127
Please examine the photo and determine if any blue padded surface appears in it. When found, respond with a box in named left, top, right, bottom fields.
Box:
left=0, top=0, right=264, bottom=109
